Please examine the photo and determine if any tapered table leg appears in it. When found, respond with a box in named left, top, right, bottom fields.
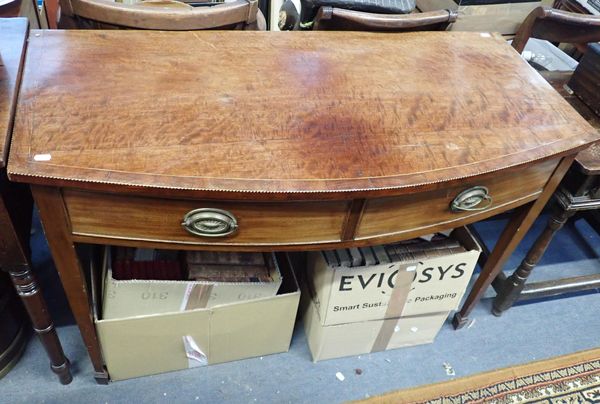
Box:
left=33, top=185, right=108, bottom=384
left=492, top=209, right=574, bottom=316
left=7, top=264, right=72, bottom=384
left=453, top=155, right=575, bottom=329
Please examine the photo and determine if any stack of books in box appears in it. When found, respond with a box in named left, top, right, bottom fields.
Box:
left=186, top=251, right=274, bottom=283
left=95, top=248, right=299, bottom=380
left=302, top=227, right=481, bottom=361
left=103, top=249, right=282, bottom=319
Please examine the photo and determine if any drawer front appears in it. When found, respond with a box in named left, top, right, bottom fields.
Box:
left=355, top=158, right=560, bottom=240
left=64, top=191, right=350, bottom=246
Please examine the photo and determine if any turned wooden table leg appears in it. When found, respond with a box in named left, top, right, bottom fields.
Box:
left=0, top=176, right=72, bottom=384
left=453, top=155, right=575, bottom=329
left=492, top=209, right=574, bottom=316
left=33, top=186, right=109, bottom=384
left=7, top=264, right=72, bottom=384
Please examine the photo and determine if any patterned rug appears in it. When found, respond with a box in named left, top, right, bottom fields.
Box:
left=360, top=348, right=600, bottom=403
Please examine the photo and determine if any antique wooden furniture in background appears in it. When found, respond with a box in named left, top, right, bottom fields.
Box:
left=492, top=11, right=600, bottom=315
left=58, top=0, right=266, bottom=30
left=553, top=0, right=599, bottom=15
left=0, top=271, right=27, bottom=378
left=279, top=0, right=447, bottom=31
left=298, top=0, right=415, bottom=29
left=569, top=43, right=600, bottom=112
left=0, top=0, right=48, bottom=27
left=511, top=6, right=600, bottom=54
left=312, top=8, right=457, bottom=31
left=0, top=18, right=71, bottom=384
left=42, top=0, right=60, bottom=28
left=7, top=30, right=599, bottom=382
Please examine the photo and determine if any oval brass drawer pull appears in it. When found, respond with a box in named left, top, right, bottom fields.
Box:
left=450, top=186, right=493, bottom=212
left=181, top=208, right=238, bottom=237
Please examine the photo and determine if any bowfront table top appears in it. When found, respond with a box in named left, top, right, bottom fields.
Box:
left=0, top=18, right=27, bottom=168
left=8, top=30, right=599, bottom=198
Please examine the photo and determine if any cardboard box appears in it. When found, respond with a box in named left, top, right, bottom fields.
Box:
left=303, top=295, right=449, bottom=361
left=92, top=251, right=300, bottom=381
left=416, top=0, right=540, bottom=35
left=306, top=227, right=481, bottom=326
left=102, top=250, right=282, bottom=319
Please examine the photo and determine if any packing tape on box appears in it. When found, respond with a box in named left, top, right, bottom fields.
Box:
left=180, top=284, right=214, bottom=311
left=183, top=335, right=208, bottom=368
left=370, top=264, right=416, bottom=353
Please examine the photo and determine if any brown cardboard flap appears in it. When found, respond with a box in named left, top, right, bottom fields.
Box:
left=305, top=251, right=335, bottom=317
left=210, top=292, right=299, bottom=364
left=371, top=267, right=415, bottom=352
left=185, top=284, right=214, bottom=310
left=97, top=309, right=212, bottom=381
left=302, top=291, right=326, bottom=362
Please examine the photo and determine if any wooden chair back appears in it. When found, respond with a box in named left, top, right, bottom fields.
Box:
left=0, top=0, right=21, bottom=17
left=59, top=0, right=265, bottom=30
left=312, top=7, right=457, bottom=31
left=512, top=6, right=600, bottom=53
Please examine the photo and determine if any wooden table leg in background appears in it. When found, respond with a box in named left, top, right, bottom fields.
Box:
left=0, top=181, right=72, bottom=384
left=7, top=265, right=72, bottom=384
left=453, top=155, right=576, bottom=329
left=33, top=185, right=108, bottom=384
left=492, top=209, right=574, bottom=315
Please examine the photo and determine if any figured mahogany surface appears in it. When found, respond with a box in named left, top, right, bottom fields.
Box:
left=8, top=30, right=599, bottom=198
left=0, top=18, right=27, bottom=168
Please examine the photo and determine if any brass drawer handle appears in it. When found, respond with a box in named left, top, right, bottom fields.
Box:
left=181, top=208, right=238, bottom=237
left=450, top=186, right=493, bottom=212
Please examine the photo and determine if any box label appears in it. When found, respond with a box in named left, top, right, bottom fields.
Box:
left=308, top=229, right=481, bottom=326
left=324, top=253, right=476, bottom=324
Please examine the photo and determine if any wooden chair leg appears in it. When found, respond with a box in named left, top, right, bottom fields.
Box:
left=492, top=209, right=574, bottom=316
left=8, top=265, right=72, bottom=384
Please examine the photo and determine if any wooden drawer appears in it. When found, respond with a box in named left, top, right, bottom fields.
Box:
left=62, top=158, right=559, bottom=248
left=355, top=158, right=560, bottom=240
left=63, top=191, right=350, bottom=247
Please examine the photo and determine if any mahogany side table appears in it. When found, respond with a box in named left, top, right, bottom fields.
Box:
left=0, top=18, right=71, bottom=384
left=7, top=30, right=599, bottom=383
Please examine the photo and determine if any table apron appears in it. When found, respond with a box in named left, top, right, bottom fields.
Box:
left=61, top=158, right=560, bottom=251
